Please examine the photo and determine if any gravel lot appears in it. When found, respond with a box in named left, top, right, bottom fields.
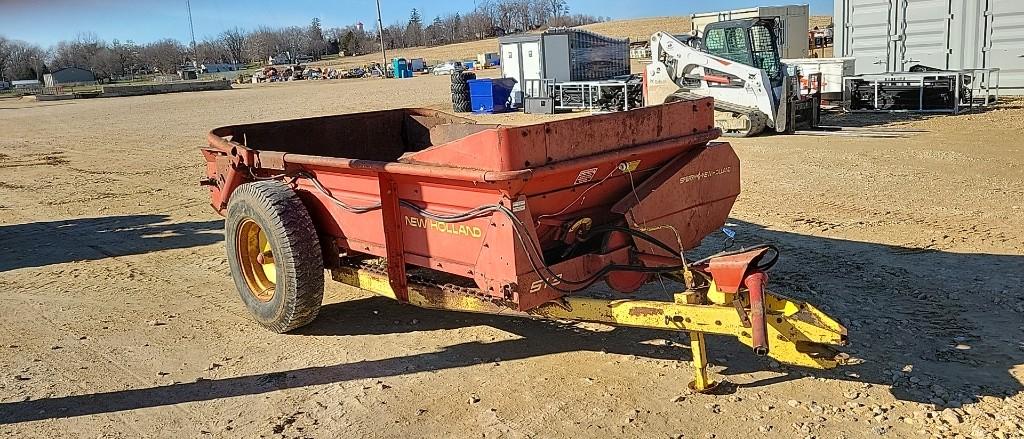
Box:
left=1, top=73, right=1022, bottom=438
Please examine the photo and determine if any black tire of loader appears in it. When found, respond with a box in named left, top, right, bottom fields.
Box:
left=225, top=180, right=324, bottom=333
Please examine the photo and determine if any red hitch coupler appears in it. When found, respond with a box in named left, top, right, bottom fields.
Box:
left=744, top=271, right=769, bottom=356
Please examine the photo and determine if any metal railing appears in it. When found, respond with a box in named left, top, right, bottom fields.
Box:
left=843, top=68, right=1000, bottom=114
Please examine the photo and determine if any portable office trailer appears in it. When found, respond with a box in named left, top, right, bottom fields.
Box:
left=834, top=0, right=1024, bottom=94
left=691, top=5, right=810, bottom=59
left=499, top=29, right=629, bottom=105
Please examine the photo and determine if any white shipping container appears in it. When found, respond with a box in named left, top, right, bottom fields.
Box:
left=691, top=5, right=810, bottom=60
left=835, top=0, right=1024, bottom=94
left=782, top=57, right=856, bottom=96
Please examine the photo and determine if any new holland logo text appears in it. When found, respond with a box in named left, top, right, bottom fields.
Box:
left=405, top=215, right=483, bottom=239
left=679, top=166, right=733, bottom=184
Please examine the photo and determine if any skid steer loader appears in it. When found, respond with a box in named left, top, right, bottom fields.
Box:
left=645, top=18, right=820, bottom=137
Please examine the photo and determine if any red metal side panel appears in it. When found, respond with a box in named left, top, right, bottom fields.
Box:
left=659, top=98, right=716, bottom=139
left=393, top=176, right=505, bottom=278
left=612, top=143, right=740, bottom=255
left=405, top=98, right=716, bottom=172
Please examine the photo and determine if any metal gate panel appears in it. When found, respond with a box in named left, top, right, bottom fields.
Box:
left=986, top=0, right=1024, bottom=90
left=896, top=0, right=953, bottom=71
left=844, top=0, right=897, bottom=73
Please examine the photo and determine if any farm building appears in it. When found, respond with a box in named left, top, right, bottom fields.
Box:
left=43, top=67, right=96, bottom=87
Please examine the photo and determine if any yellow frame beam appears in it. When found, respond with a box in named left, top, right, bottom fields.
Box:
left=331, top=266, right=848, bottom=388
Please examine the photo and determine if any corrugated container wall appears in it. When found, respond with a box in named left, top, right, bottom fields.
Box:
left=835, top=0, right=1024, bottom=94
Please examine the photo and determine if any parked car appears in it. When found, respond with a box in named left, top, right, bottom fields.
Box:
left=431, top=61, right=465, bottom=76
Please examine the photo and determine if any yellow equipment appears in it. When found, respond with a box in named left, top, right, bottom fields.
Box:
left=332, top=263, right=847, bottom=393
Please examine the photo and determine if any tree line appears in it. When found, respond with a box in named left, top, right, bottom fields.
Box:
left=0, top=0, right=605, bottom=83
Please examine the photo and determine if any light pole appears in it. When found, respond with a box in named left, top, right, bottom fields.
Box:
left=186, top=0, right=198, bottom=70
left=376, top=0, right=388, bottom=78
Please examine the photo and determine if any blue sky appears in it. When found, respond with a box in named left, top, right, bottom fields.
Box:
left=0, top=0, right=832, bottom=47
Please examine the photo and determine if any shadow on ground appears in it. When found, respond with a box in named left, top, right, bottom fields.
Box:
left=1, top=218, right=1021, bottom=423
left=0, top=214, right=223, bottom=272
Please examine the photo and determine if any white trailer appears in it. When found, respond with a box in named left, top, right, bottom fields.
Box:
left=691, top=5, right=810, bottom=60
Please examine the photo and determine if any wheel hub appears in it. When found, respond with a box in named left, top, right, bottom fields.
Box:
left=237, top=219, right=276, bottom=302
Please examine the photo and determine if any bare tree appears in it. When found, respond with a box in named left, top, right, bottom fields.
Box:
left=219, top=28, right=246, bottom=64
left=4, top=40, right=46, bottom=80
left=110, top=39, right=139, bottom=77
left=139, top=39, right=185, bottom=74
left=463, top=10, right=495, bottom=39
left=0, top=37, right=12, bottom=82
left=244, top=26, right=278, bottom=64
left=195, top=40, right=229, bottom=64
left=546, top=0, right=567, bottom=17
left=51, top=33, right=105, bottom=70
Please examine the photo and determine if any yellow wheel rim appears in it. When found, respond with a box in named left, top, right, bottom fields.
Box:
left=237, top=219, right=276, bottom=302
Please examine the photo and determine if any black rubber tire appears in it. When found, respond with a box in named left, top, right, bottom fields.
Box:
left=451, top=71, right=476, bottom=85
left=452, top=98, right=471, bottom=113
left=225, top=180, right=324, bottom=333
left=451, top=82, right=468, bottom=94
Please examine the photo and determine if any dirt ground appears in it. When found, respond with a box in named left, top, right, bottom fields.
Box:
left=1, top=73, right=1023, bottom=439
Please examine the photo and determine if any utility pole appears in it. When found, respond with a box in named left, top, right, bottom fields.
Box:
left=186, top=0, right=198, bottom=69
left=376, top=0, right=388, bottom=78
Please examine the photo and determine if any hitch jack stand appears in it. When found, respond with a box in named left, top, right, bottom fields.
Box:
left=688, top=332, right=718, bottom=393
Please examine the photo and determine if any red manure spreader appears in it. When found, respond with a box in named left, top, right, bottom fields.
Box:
left=201, top=98, right=846, bottom=391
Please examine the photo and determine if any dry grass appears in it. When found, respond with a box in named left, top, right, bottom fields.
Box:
left=810, top=15, right=834, bottom=29
left=578, top=16, right=692, bottom=39
left=316, top=15, right=832, bottom=70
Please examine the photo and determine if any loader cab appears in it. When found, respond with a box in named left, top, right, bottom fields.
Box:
left=701, top=18, right=784, bottom=88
